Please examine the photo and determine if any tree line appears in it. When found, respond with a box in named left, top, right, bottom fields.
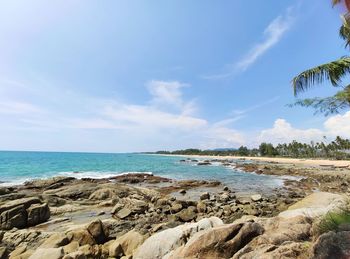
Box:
left=155, top=136, right=350, bottom=160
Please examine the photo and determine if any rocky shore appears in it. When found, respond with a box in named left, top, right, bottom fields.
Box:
left=0, top=159, right=349, bottom=258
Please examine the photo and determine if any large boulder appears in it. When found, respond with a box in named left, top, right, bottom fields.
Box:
left=39, top=233, right=70, bottom=248
left=0, top=197, right=50, bottom=230
left=312, top=231, right=350, bottom=259
left=28, top=248, right=64, bottom=259
left=27, top=203, right=50, bottom=227
left=232, top=215, right=312, bottom=258
left=279, top=192, right=345, bottom=219
left=169, top=222, right=264, bottom=258
left=133, top=217, right=223, bottom=259
left=109, top=230, right=145, bottom=257
left=86, top=219, right=109, bottom=244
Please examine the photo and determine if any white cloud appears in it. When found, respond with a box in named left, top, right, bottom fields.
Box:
left=256, top=112, right=350, bottom=146
left=324, top=111, right=350, bottom=138
left=257, top=119, right=324, bottom=145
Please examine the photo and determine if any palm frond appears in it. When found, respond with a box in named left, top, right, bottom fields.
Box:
left=292, top=57, right=350, bottom=96
left=289, top=87, right=350, bottom=115
left=333, top=0, right=343, bottom=6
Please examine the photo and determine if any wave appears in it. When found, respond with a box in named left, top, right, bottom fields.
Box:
left=0, top=171, right=154, bottom=187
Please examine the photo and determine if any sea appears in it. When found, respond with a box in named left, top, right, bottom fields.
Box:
left=0, top=151, right=287, bottom=193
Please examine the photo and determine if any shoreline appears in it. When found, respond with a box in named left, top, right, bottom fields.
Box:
left=157, top=153, right=350, bottom=167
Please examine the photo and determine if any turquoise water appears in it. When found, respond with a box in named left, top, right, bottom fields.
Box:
left=0, top=151, right=284, bottom=193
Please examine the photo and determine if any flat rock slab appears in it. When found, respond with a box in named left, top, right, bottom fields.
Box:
left=279, top=192, right=345, bottom=219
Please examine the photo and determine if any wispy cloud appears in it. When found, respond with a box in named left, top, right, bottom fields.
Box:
left=202, top=6, right=296, bottom=80
left=232, top=96, right=280, bottom=115
left=236, top=8, right=295, bottom=72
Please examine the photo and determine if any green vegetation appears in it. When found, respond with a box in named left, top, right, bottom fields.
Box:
left=155, top=136, right=350, bottom=160
left=291, top=1, right=350, bottom=115
left=316, top=207, right=350, bottom=237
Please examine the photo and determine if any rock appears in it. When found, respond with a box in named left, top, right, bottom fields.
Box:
left=236, top=198, right=250, bottom=205
left=39, top=233, right=70, bottom=248
left=28, top=248, right=64, bottom=259
left=196, top=201, right=207, bottom=213
left=251, top=194, right=262, bottom=202
left=89, top=188, right=116, bottom=201
left=63, top=241, right=80, bottom=254
left=86, top=219, right=109, bottom=244
left=279, top=192, right=345, bottom=219
left=0, top=197, right=50, bottom=230
left=200, top=192, right=210, bottom=200
left=111, top=203, right=123, bottom=214
left=0, top=247, right=7, bottom=259
left=179, top=189, right=186, bottom=195
left=219, top=193, right=230, bottom=202
left=223, top=186, right=229, bottom=191
left=129, top=200, right=148, bottom=214
left=177, top=206, right=197, bottom=222
left=197, top=162, right=211, bottom=166
left=62, top=251, right=86, bottom=259
left=116, top=208, right=132, bottom=219
left=313, top=231, right=350, bottom=259
left=9, top=245, right=27, bottom=258
left=170, top=203, right=182, bottom=214
left=111, top=230, right=145, bottom=256
left=170, top=222, right=264, bottom=259
left=27, top=203, right=50, bottom=227
left=133, top=217, right=223, bottom=259
left=66, top=229, right=95, bottom=246
left=109, top=242, right=123, bottom=258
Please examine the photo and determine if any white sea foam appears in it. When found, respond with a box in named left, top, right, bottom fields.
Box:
left=0, top=171, right=154, bottom=187
left=57, top=171, right=153, bottom=179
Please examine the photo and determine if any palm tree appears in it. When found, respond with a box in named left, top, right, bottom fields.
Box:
left=291, top=1, right=350, bottom=115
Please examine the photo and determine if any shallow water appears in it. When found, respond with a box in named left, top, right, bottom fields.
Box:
left=0, top=151, right=285, bottom=193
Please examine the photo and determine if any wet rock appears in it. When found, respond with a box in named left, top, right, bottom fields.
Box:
left=179, top=189, right=186, bottom=195
left=200, top=192, right=210, bottom=200
left=197, top=162, right=211, bottom=166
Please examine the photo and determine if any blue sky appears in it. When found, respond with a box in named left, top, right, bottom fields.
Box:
left=1, top=0, right=350, bottom=152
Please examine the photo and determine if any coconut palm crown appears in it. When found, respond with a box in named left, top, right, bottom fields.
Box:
left=291, top=1, right=350, bottom=115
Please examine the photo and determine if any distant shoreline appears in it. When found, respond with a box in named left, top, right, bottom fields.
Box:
left=157, top=154, right=350, bottom=167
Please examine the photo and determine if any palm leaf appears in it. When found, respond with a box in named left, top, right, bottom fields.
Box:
left=292, top=57, right=350, bottom=96
left=332, top=0, right=343, bottom=6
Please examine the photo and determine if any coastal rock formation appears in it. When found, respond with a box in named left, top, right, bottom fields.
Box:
left=133, top=217, right=223, bottom=258
left=0, top=197, right=50, bottom=230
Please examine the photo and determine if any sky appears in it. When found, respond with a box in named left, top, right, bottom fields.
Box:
left=1, top=0, right=350, bottom=152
